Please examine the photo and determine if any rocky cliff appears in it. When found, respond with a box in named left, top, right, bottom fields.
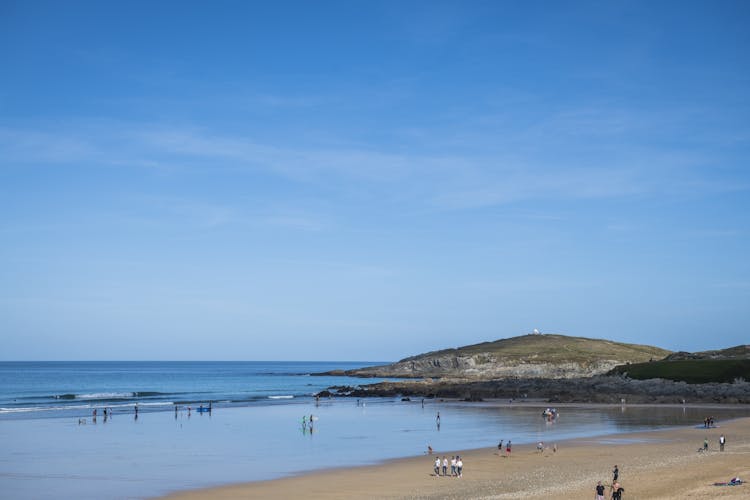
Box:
left=321, top=334, right=671, bottom=380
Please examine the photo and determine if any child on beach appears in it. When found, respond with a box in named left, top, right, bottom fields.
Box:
left=595, top=481, right=605, bottom=500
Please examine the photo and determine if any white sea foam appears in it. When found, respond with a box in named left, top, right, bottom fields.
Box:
left=268, top=395, right=294, bottom=399
left=76, top=392, right=135, bottom=400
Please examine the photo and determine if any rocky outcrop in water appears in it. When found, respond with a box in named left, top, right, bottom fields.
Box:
left=325, top=376, right=750, bottom=404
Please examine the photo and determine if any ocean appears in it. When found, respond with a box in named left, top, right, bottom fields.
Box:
left=1, top=361, right=749, bottom=499
left=0, top=361, right=387, bottom=419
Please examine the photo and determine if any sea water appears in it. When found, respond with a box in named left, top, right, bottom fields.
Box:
left=0, top=361, right=388, bottom=418
left=1, top=362, right=749, bottom=499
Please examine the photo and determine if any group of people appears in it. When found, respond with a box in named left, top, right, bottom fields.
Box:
left=594, top=465, right=624, bottom=500
left=301, top=414, right=316, bottom=433
left=79, top=407, right=115, bottom=424
left=702, top=416, right=716, bottom=428
left=702, top=434, right=727, bottom=452
left=433, top=455, right=463, bottom=478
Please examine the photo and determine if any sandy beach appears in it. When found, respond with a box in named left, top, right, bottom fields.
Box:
left=162, top=414, right=750, bottom=499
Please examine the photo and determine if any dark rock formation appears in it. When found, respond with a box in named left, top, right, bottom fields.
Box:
left=324, top=376, right=750, bottom=404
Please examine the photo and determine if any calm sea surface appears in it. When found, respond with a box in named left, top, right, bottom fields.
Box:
left=1, top=362, right=749, bottom=499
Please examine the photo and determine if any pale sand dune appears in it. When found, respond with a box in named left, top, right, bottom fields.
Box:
left=162, top=416, right=750, bottom=499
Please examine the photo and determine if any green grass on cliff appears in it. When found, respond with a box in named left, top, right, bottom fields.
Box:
left=609, top=359, right=750, bottom=384
left=399, top=334, right=671, bottom=365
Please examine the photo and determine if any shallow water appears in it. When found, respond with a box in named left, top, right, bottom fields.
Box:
left=1, top=398, right=748, bottom=499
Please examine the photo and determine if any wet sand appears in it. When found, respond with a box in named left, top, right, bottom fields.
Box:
left=162, top=415, right=750, bottom=499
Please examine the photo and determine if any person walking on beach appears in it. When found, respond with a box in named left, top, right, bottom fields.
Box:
left=612, top=464, right=619, bottom=483
left=434, top=456, right=441, bottom=476
left=703, top=438, right=708, bottom=452
left=719, top=434, right=726, bottom=451
left=498, top=439, right=503, bottom=453
left=450, top=456, right=456, bottom=476
left=611, top=481, right=624, bottom=500
left=442, top=456, right=448, bottom=476
left=595, top=480, right=605, bottom=500
left=506, top=440, right=512, bottom=458
left=456, top=456, right=463, bottom=477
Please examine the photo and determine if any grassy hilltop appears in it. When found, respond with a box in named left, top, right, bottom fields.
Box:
left=400, top=333, right=670, bottom=364
left=338, top=334, right=672, bottom=379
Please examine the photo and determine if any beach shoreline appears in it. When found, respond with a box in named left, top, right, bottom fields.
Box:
left=160, top=411, right=750, bottom=499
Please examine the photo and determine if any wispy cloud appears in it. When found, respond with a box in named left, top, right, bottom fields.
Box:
left=2, top=116, right=746, bottom=214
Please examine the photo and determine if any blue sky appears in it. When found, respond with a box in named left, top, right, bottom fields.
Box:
left=1, top=1, right=748, bottom=360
